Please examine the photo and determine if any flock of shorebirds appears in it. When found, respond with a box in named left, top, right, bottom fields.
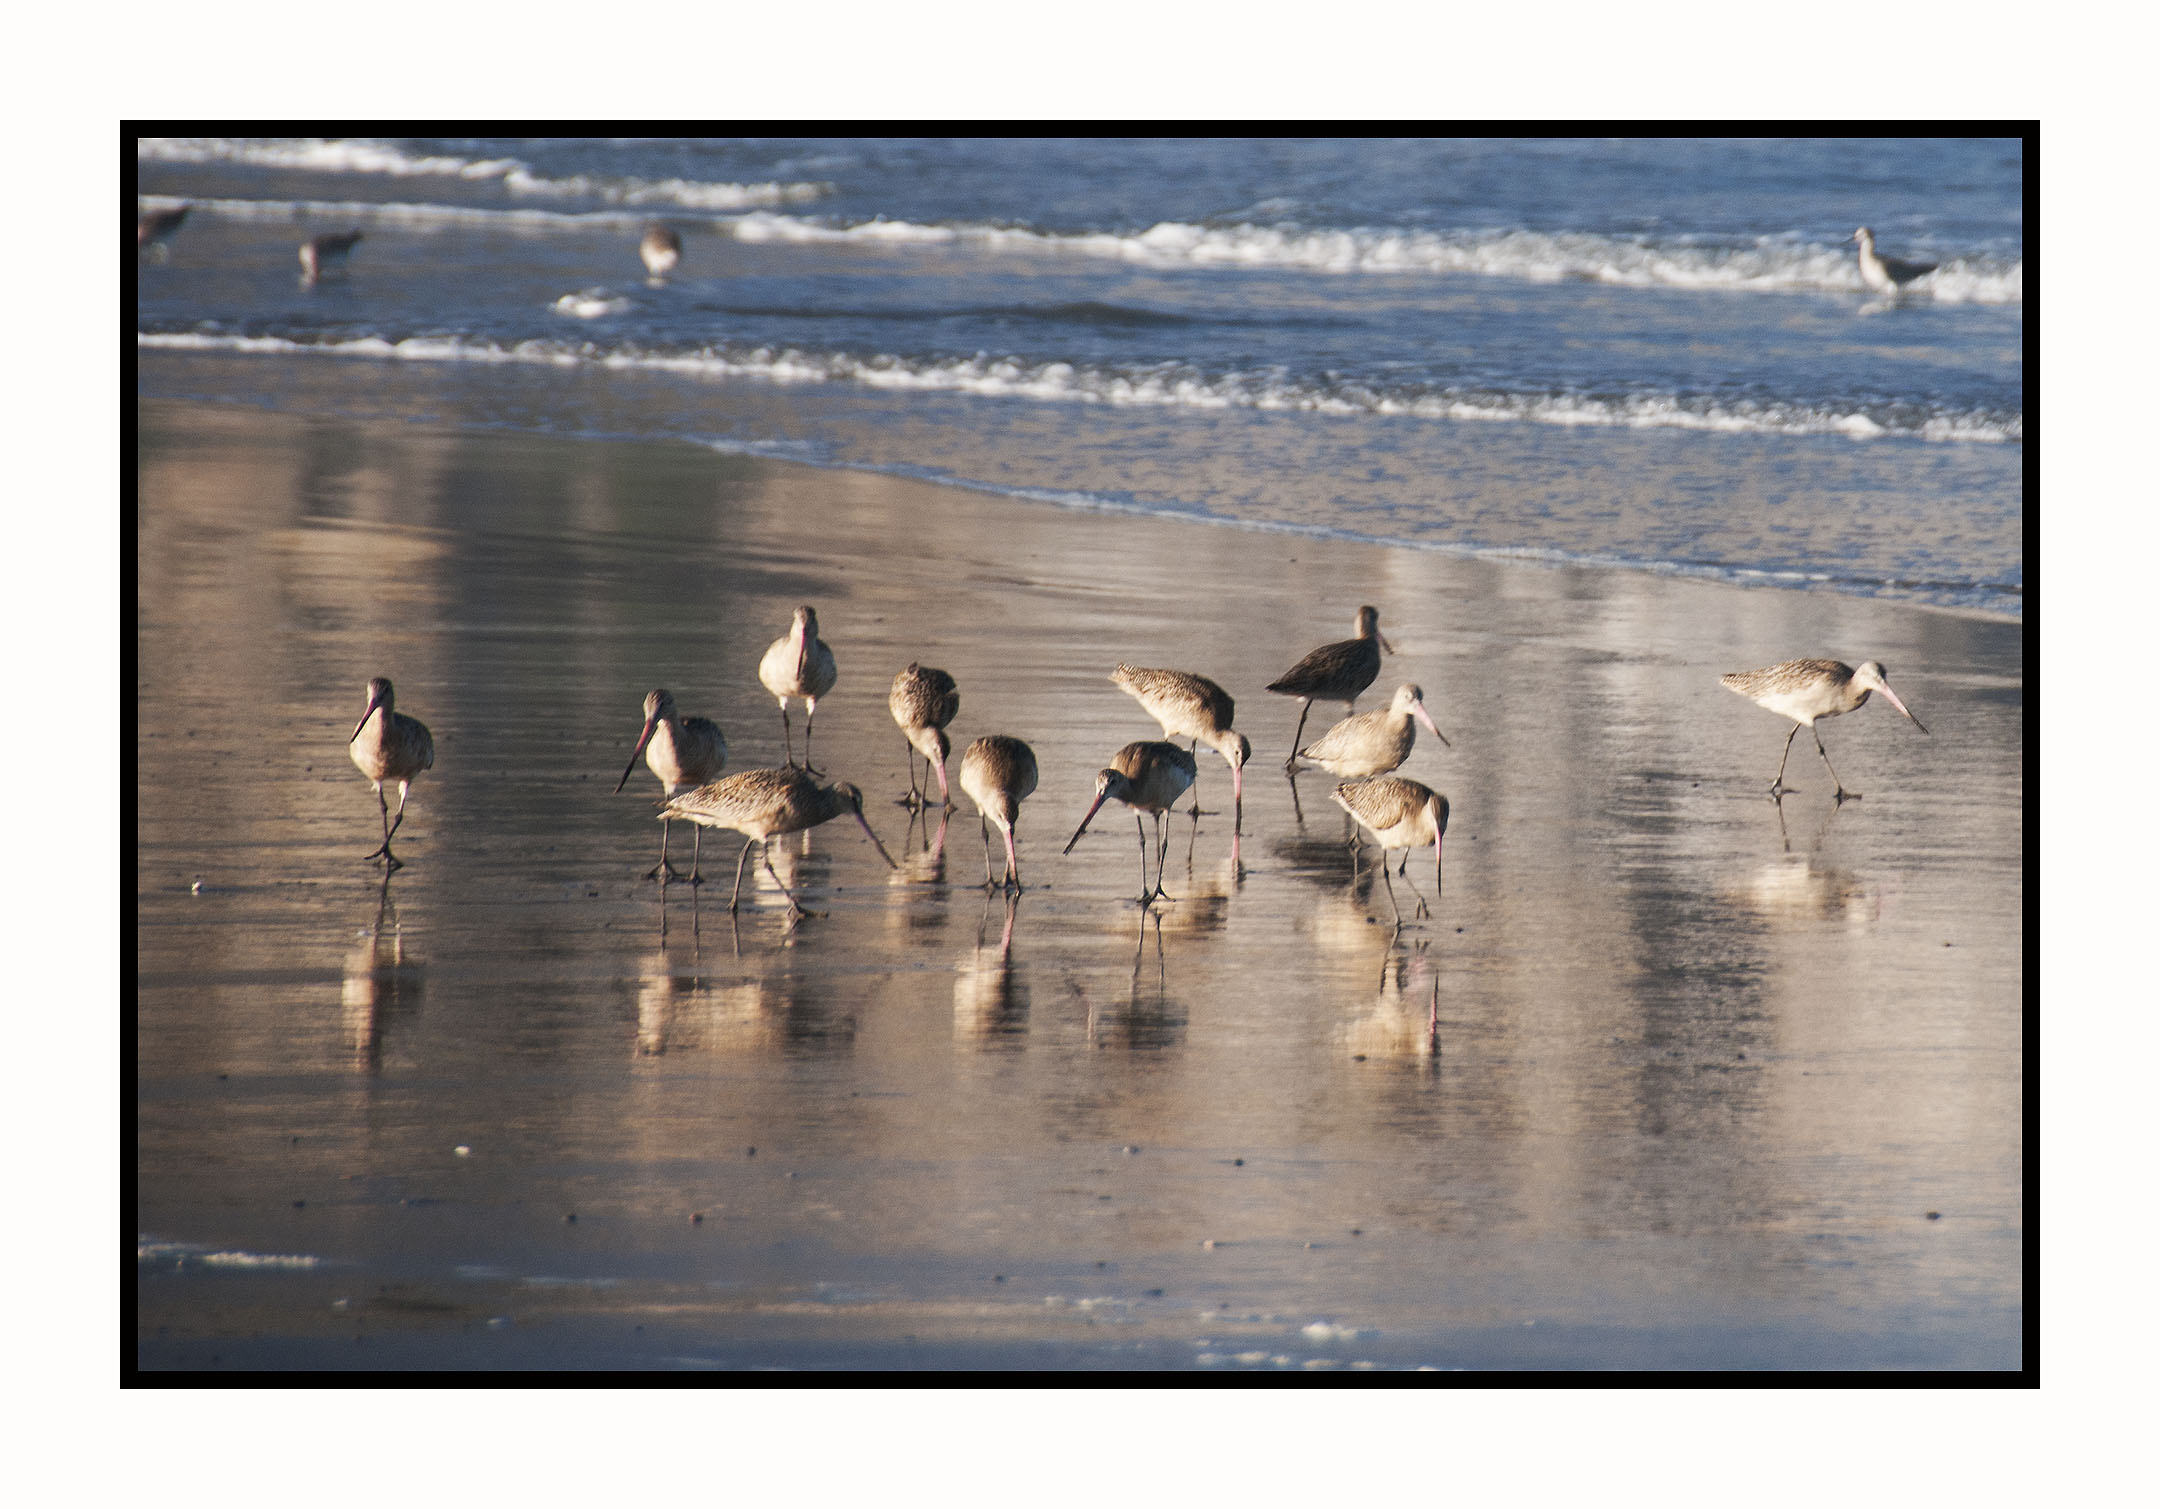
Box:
left=347, top=602, right=1930, bottom=929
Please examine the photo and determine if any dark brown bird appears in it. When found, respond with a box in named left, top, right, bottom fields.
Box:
left=300, top=230, right=364, bottom=283
left=1266, top=605, right=1392, bottom=768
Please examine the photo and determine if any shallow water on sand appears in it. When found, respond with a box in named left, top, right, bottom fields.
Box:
left=135, top=401, right=2022, bottom=1370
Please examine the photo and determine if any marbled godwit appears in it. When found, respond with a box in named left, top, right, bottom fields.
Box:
left=614, top=688, right=727, bottom=880
left=1063, top=740, right=1198, bottom=905
left=640, top=221, right=682, bottom=279
left=300, top=230, right=363, bottom=283
left=758, top=605, right=839, bottom=773
left=1333, top=776, right=1449, bottom=927
left=348, top=676, right=434, bottom=870
left=1851, top=227, right=1936, bottom=296
left=137, top=204, right=188, bottom=252
left=1721, top=657, right=1928, bottom=802
left=1267, top=605, right=1392, bottom=768
left=960, top=735, right=1039, bottom=891
left=1109, top=664, right=1249, bottom=818
left=661, top=767, right=897, bottom=917
left=1297, top=682, right=1451, bottom=777
left=890, top=663, right=959, bottom=810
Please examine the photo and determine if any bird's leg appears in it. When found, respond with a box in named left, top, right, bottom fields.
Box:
left=978, top=815, right=998, bottom=890
left=1400, top=865, right=1431, bottom=921
left=688, top=826, right=705, bottom=885
left=1185, top=738, right=1213, bottom=817
left=386, top=779, right=412, bottom=842
left=365, top=785, right=402, bottom=868
left=764, top=847, right=814, bottom=917
left=1379, top=863, right=1404, bottom=931
left=1814, top=728, right=1858, bottom=803
left=1770, top=723, right=1803, bottom=798
left=1133, top=814, right=1152, bottom=903
left=1151, top=812, right=1178, bottom=904
left=901, top=745, right=925, bottom=812
left=1284, top=700, right=1313, bottom=769
left=1003, top=823, right=1023, bottom=893
left=729, top=838, right=758, bottom=912
left=779, top=702, right=797, bottom=768
left=646, top=815, right=684, bottom=881
left=802, top=700, right=824, bottom=777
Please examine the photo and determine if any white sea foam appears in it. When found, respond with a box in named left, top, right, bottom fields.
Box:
left=137, top=1238, right=323, bottom=1270
left=136, top=137, right=828, bottom=211
left=552, top=288, right=633, bottom=319
left=727, top=213, right=2025, bottom=302
left=136, top=330, right=2022, bottom=444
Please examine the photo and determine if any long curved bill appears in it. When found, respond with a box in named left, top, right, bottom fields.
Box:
left=350, top=688, right=388, bottom=743
left=853, top=810, right=899, bottom=870
left=1877, top=682, right=1929, bottom=735
left=614, top=717, right=660, bottom=794
left=1380, top=631, right=1397, bottom=655
left=1064, top=789, right=1113, bottom=855
left=1411, top=701, right=1452, bottom=749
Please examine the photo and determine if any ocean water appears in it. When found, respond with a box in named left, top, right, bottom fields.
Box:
left=134, top=136, right=2024, bottom=617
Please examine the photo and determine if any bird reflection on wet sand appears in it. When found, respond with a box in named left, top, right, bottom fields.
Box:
left=1346, top=945, right=1441, bottom=1065
left=1081, top=910, right=1185, bottom=1052
left=954, top=892, right=1027, bottom=1042
left=342, top=876, right=423, bottom=1072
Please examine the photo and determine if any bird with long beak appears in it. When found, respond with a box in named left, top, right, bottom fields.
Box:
left=1296, top=682, right=1450, bottom=778
left=1720, top=658, right=1928, bottom=803
left=890, top=662, right=959, bottom=810
left=660, top=768, right=896, bottom=918
left=1267, top=605, right=1392, bottom=768
left=349, top=677, right=434, bottom=870
left=614, top=689, right=727, bottom=881
left=1333, top=776, right=1448, bottom=929
left=758, top=605, right=838, bottom=773
left=1109, top=663, right=1248, bottom=824
left=1063, top=741, right=1198, bottom=906
left=960, top=735, right=1039, bottom=891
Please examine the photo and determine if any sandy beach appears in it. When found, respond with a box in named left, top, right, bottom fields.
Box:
left=135, top=397, right=2022, bottom=1371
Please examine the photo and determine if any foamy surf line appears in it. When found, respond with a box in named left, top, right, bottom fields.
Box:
left=134, top=192, right=681, bottom=233
left=136, top=331, right=2022, bottom=445
left=726, top=213, right=2024, bottom=303
left=136, top=137, right=828, bottom=210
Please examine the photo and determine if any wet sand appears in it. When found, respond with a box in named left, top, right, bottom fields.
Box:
left=135, top=398, right=2023, bottom=1371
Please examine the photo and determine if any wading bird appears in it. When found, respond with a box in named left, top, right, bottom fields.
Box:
left=349, top=677, right=434, bottom=870
left=640, top=222, right=682, bottom=280
left=1333, top=776, right=1448, bottom=928
left=1109, top=663, right=1248, bottom=819
left=960, top=735, right=1039, bottom=891
left=614, top=689, right=727, bottom=880
left=759, top=605, right=839, bottom=773
left=299, top=230, right=364, bottom=283
left=1296, top=682, right=1450, bottom=777
left=1267, top=605, right=1391, bottom=768
left=1064, top=741, right=1198, bottom=906
left=890, top=663, right=959, bottom=810
left=660, top=767, right=896, bottom=917
left=1851, top=227, right=1936, bottom=297
left=1721, top=658, right=1928, bottom=803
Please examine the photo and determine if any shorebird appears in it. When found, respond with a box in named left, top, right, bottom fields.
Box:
left=1109, top=664, right=1249, bottom=819
left=1064, top=741, right=1198, bottom=905
left=348, top=676, right=434, bottom=870
left=640, top=222, right=682, bottom=280
left=960, top=735, right=1039, bottom=891
left=890, top=663, right=959, bottom=810
left=758, top=605, right=839, bottom=773
left=1297, top=682, right=1450, bottom=778
left=660, top=767, right=896, bottom=916
left=614, top=689, right=727, bottom=881
left=1720, top=658, right=1929, bottom=802
left=137, top=204, right=189, bottom=253
left=1267, top=605, right=1392, bottom=768
left=299, top=230, right=364, bottom=283
left=1333, top=776, right=1449, bottom=927
left=1851, top=227, right=1936, bottom=297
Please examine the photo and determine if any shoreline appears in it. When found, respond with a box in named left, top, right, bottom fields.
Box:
left=136, top=396, right=2024, bottom=1371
